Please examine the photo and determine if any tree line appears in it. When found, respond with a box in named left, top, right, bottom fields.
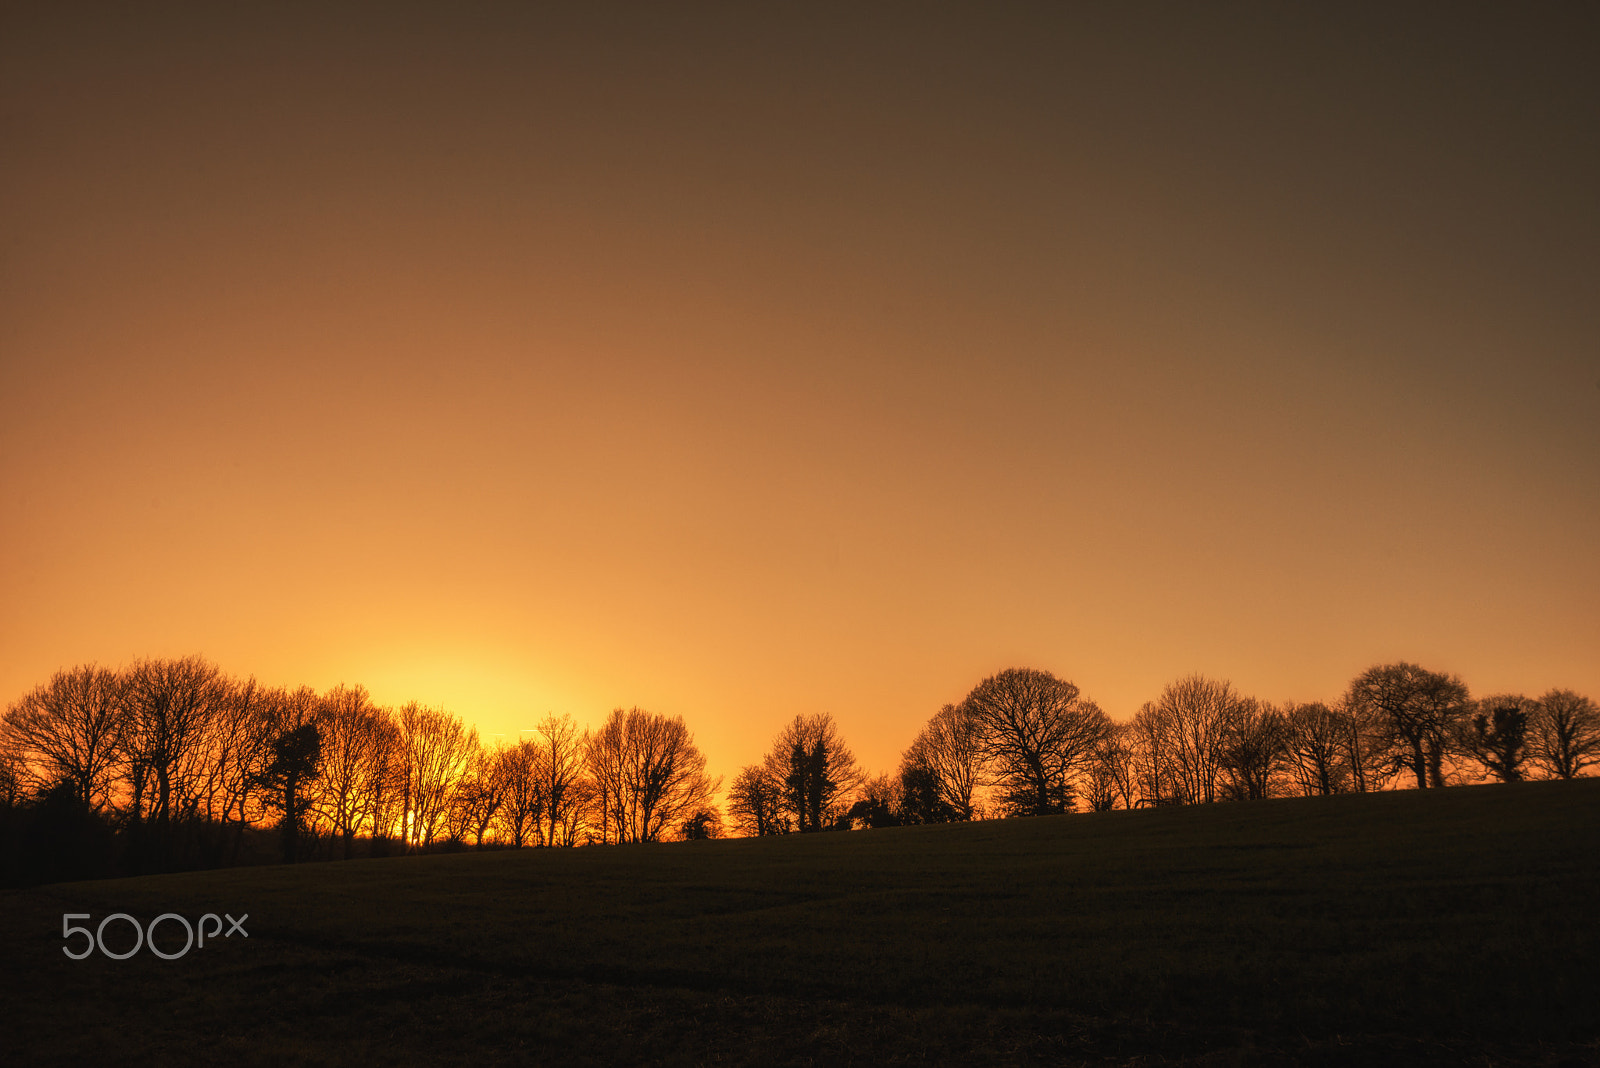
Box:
left=3, top=656, right=1596, bottom=884
left=0, top=656, right=718, bottom=884
left=726, top=664, right=1599, bottom=833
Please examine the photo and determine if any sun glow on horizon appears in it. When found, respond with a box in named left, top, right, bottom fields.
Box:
left=1, top=3, right=1595, bottom=792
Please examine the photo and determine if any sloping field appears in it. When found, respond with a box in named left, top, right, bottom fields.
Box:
left=3, top=779, right=1597, bottom=1066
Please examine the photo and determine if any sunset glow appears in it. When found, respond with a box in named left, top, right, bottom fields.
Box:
left=3, top=4, right=1596, bottom=782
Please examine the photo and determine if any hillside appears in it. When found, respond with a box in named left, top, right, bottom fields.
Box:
left=4, top=779, right=1598, bottom=1066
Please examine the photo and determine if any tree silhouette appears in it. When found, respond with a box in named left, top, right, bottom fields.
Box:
left=535, top=713, right=587, bottom=847
left=4, top=653, right=1594, bottom=885
left=491, top=738, right=546, bottom=847
left=1, top=665, right=123, bottom=811
left=1346, top=663, right=1469, bottom=789
left=900, top=703, right=983, bottom=820
left=586, top=707, right=717, bottom=843
left=1527, top=689, right=1600, bottom=780
left=398, top=703, right=478, bottom=849
left=787, top=739, right=834, bottom=832
left=1129, top=700, right=1176, bottom=806
left=1218, top=699, right=1288, bottom=801
left=680, top=810, right=721, bottom=839
left=1283, top=701, right=1350, bottom=796
left=450, top=745, right=505, bottom=848
left=17, top=778, right=115, bottom=884
left=1143, top=676, right=1250, bottom=805
left=317, top=684, right=387, bottom=858
left=962, top=668, right=1110, bottom=817
left=1461, top=696, right=1530, bottom=783
left=897, top=762, right=960, bottom=823
left=727, top=765, right=789, bottom=836
left=1081, top=725, right=1136, bottom=811
left=0, top=745, right=20, bottom=811
left=763, top=714, right=862, bottom=833
left=258, top=723, right=322, bottom=863
left=119, top=656, right=230, bottom=827
left=841, top=775, right=901, bottom=829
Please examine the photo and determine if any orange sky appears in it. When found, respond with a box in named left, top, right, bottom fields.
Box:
left=3, top=5, right=1597, bottom=780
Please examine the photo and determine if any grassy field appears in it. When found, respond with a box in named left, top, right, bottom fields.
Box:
left=3, top=779, right=1597, bottom=1066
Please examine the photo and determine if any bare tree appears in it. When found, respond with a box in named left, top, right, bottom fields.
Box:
left=1129, top=700, right=1178, bottom=806
left=315, top=684, right=387, bottom=858
left=1526, top=689, right=1600, bottom=780
left=585, top=720, right=625, bottom=845
left=1108, top=722, right=1141, bottom=809
left=452, top=743, right=505, bottom=848
left=586, top=707, right=717, bottom=843
left=762, top=713, right=864, bottom=832
left=2, top=664, right=124, bottom=810
left=900, top=703, right=984, bottom=820
left=1146, top=675, right=1245, bottom=805
left=1283, top=701, right=1350, bottom=796
left=1346, top=662, right=1469, bottom=789
left=357, top=706, right=404, bottom=849
left=229, top=685, right=318, bottom=835
left=119, top=656, right=230, bottom=826
left=534, top=714, right=587, bottom=847
left=397, top=703, right=478, bottom=849
left=726, top=764, right=789, bottom=836
left=961, top=668, right=1111, bottom=816
left=1083, top=723, right=1138, bottom=811
left=491, top=738, right=546, bottom=847
left=1218, top=699, right=1289, bottom=801
left=176, top=675, right=282, bottom=864
left=262, top=684, right=323, bottom=738
left=1337, top=696, right=1389, bottom=793
left=555, top=776, right=597, bottom=847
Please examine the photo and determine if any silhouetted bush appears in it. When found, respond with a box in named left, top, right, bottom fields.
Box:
left=5, top=779, right=116, bottom=886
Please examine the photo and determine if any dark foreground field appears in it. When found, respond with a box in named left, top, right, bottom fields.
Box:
left=3, top=781, right=1598, bottom=1066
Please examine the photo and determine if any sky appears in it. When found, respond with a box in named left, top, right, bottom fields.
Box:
left=3, top=3, right=1597, bottom=780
